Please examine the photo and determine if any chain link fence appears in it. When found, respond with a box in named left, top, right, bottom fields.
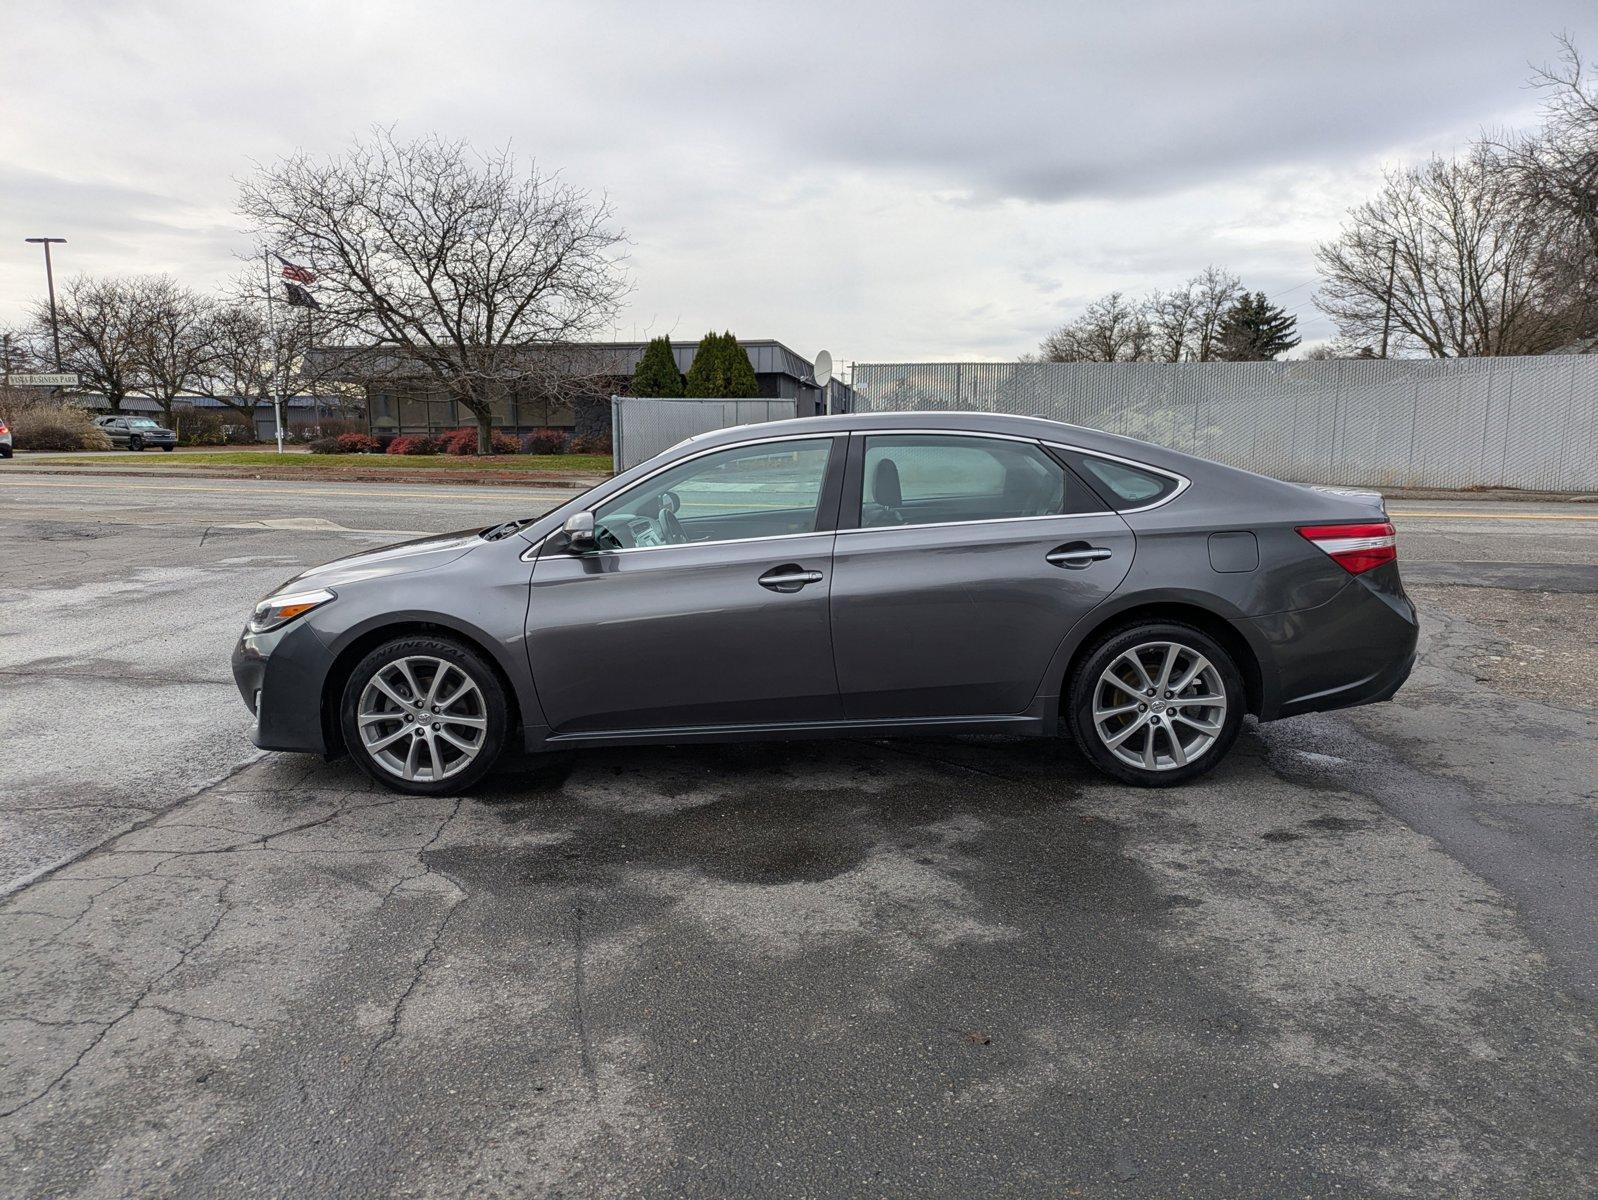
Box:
left=850, top=357, right=1598, bottom=491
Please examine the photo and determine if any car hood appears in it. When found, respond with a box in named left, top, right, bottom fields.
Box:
left=275, top=528, right=484, bottom=593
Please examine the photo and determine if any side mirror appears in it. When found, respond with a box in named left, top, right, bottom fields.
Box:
left=562, top=511, right=598, bottom=553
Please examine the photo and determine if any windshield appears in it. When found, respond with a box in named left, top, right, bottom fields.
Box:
left=128, top=419, right=161, bottom=429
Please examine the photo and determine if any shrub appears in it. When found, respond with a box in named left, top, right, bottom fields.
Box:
left=568, top=433, right=613, bottom=456
left=387, top=434, right=441, bottom=455
left=307, top=436, right=342, bottom=454
left=440, top=427, right=520, bottom=455
left=174, top=410, right=227, bottom=446
left=334, top=431, right=382, bottom=454
left=522, top=428, right=570, bottom=455
left=10, top=405, right=112, bottom=452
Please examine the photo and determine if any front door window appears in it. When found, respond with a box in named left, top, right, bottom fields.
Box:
left=593, top=438, right=834, bottom=549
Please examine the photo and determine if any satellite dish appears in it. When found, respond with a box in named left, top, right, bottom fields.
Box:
left=813, top=350, right=833, bottom=388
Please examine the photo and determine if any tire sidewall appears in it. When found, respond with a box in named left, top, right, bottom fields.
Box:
left=340, top=635, right=510, bottom=795
left=1067, top=621, right=1245, bottom=787
left=129, top=436, right=143, bottom=451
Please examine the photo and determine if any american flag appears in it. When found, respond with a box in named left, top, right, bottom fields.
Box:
left=275, top=254, right=316, bottom=284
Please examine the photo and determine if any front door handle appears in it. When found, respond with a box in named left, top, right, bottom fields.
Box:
left=758, top=564, right=825, bottom=593
left=1047, top=543, right=1113, bottom=569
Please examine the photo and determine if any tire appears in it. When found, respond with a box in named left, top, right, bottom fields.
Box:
left=128, top=435, right=144, bottom=451
left=0, top=447, right=11, bottom=459
left=161, top=445, right=175, bottom=452
left=339, top=635, right=510, bottom=795
left=1065, top=621, right=1245, bottom=788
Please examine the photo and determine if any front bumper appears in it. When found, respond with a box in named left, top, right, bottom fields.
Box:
left=231, top=620, right=335, bottom=754
left=1247, top=567, right=1420, bottom=721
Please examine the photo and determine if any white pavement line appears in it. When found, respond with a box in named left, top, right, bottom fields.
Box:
left=1388, top=510, right=1598, bottom=521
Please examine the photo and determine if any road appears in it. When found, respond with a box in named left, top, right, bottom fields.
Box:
left=1, top=473, right=1595, bottom=1198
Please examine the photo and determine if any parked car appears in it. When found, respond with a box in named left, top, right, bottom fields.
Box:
left=0, top=415, right=11, bottom=459
left=234, top=412, right=1418, bottom=794
left=94, top=415, right=177, bottom=451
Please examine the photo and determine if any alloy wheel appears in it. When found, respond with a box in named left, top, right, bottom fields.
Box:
left=357, top=655, right=488, bottom=783
left=1091, top=640, right=1228, bottom=772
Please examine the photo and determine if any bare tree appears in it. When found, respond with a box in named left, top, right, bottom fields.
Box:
left=193, top=300, right=278, bottom=425
left=1498, top=36, right=1598, bottom=349
left=1038, top=291, right=1151, bottom=362
left=1189, top=266, right=1241, bottom=362
left=1315, top=150, right=1566, bottom=356
left=34, top=275, right=152, bottom=412
left=1146, top=285, right=1198, bottom=362
left=238, top=129, right=629, bottom=451
left=133, top=278, right=214, bottom=423
left=0, top=323, right=40, bottom=382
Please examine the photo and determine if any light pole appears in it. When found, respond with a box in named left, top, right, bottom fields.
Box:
left=25, top=237, right=67, bottom=371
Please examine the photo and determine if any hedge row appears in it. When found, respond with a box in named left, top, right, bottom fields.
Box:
left=307, top=428, right=612, bottom=457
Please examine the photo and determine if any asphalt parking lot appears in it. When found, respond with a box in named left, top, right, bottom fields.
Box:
left=2, top=471, right=1595, bottom=1198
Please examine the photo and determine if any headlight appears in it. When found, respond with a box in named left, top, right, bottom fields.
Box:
left=248, top=588, right=336, bottom=634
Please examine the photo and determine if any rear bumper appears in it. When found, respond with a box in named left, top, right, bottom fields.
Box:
left=1247, top=570, right=1419, bottom=721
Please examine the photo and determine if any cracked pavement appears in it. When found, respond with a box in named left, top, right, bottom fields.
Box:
left=1, top=475, right=1595, bottom=1198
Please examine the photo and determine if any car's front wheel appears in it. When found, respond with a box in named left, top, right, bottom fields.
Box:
left=339, top=635, right=509, bottom=795
left=128, top=435, right=144, bottom=451
left=1066, top=621, right=1244, bottom=787
left=161, top=444, right=175, bottom=452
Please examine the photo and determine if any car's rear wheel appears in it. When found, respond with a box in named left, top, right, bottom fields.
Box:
left=339, top=636, right=509, bottom=795
left=1066, top=621, right=1244, bottom=787
left=128, top=435, right=144, bottom=451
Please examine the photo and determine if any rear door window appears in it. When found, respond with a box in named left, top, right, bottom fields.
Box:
left=858, top=434, right=1101, bottom=529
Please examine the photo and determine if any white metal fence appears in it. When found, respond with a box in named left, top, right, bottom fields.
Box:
left=610, top=397, right=800, bottom=471
left=851, top=356, right=1598, bottom=491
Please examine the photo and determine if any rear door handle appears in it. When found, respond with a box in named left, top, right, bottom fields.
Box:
left=1047, top=544, right=1113, bottom=569
left=758, top=564, right=825, bottom=593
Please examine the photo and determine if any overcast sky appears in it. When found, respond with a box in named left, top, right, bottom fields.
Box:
left=2, top=0, right=1593, bottom=363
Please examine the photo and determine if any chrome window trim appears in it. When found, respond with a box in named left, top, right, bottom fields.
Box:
left=520, top=425, right=1191, bottom=561
left=836, top=510, right=1117, bottom=536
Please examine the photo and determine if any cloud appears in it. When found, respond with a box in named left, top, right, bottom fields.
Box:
left=0, top=0, right=1590, bottom=357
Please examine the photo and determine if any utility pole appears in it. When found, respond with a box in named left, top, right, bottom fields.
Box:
left=1378, top=237, right=1398, bottom=359
left=25, top=237, right=67, bottom=370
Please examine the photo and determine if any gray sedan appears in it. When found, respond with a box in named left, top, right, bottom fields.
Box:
left=233, top=412, right=1418, bottom=793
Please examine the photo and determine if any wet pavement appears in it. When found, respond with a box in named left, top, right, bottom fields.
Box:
left=2, top=474, right=1595, bottom=1198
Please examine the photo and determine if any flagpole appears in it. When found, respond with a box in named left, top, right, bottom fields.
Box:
left=263, top=249, right=284, bottom=454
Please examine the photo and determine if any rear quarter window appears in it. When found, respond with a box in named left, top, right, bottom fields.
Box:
left=1075, top=455, right=1182, bottom=510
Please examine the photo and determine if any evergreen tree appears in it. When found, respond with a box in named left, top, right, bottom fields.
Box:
left=722, top=331, right=759, bottom=396
left=684, top=331, right=722, bottom=397
left=1215, top=291, right=1300, bottom=361
left=630, top=335, right=685, bottom=396
left=685, top=331, right=760, bottom=397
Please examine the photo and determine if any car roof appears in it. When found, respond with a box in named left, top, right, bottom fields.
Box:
left=678, top=410, right=1208, bottom=476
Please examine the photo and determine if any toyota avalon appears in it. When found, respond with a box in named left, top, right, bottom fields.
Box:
left=232, top=412, right=1418, bottom=793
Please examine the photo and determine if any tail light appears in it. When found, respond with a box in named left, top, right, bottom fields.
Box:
left=0, top=420, right=8, bottom=435
left=1297, top=522, right=1397, bottom=574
